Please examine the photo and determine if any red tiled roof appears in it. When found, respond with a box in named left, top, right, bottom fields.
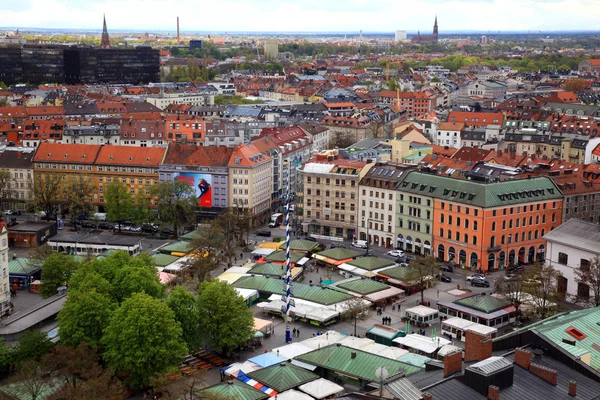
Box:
left=325, top=102, right=355, bottom=108
left=163, top=144, right=234, bottom=166
left=447, top=111, right=505, bottom=128
left=34, top=142, right=101, bottom=163
left=437, top=122, right=465, bottom=131
left=96, top=146, right=166, bottom=166
left=26, top=106, right=65, bottom=116
left=451, top=146, right=492, bottom=162
left=228, top=144, right=271, bottom=167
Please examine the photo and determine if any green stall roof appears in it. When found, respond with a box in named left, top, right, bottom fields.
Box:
left=296, top=344, right=422, bottom=382
left=195, top=379, right=268, bottom=400
left=247, top=362, right=319, bottom=392
left=335, top=277, right=391, bottom=295
left=315, top=248, right=361, bottom=261
left=347, top=256, right=395, bottom=271
left=234, top=275, right=354, bottom=306
left=454, top=294, right=511, bottom=314
left=265, top=250, right=305, bottom=264
left=278, top=239, right=321, bottom=252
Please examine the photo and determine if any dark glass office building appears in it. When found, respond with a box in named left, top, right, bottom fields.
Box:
left=0, top=45, right=159, bottom=85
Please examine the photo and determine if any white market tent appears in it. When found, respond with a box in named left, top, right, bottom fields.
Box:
left=236, top=288, right=259, bottom=302
left=275, top=389, right=314, bottom=400
left=393, top=334, right=451, bottom=355
left=298, top=378, right=344, bottom=399
left=271, top=343, right=314, bottom=360
left=338, top=336, right=374, bottom=350
left=361, top=343, right=409, bottom=360
left=223, top=361, right=261, bottom=377
left=441, top=316, right=497, bottom=341
left=252, top=248, right=276, bottom=256
left=163, top=256, right=193, bottom=273
left=364, top=286, right=405, bottom=303
left=301, top=331, right=346, bottom=350
left=226, top=266, right=253, bottom=274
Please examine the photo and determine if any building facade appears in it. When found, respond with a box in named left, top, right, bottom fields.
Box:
left=397, top=172, right=563, bottom=271
left=0, top=148, right=35, bottom=211
left=299, top=154, right=373, bottom=240
left=358, top=164, right=412, bottom=249
left=0, top=224, right=9, bottom=317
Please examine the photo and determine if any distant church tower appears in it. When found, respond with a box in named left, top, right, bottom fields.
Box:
left=101, top=14, right=111, bottom=49
left=433, top=15, right=439, bottom=43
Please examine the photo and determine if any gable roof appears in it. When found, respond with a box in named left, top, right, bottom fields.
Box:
left=296, top=344, right=422, bottom=382
left=543, top=218, right=600, bottom=254
left=33, top=142, right=101, bottom=164
left=247, top=362, right=319, bottom=392
left=315, top=248, right=361, bottom=261
left=454, top=294, right=511, bottom=314
left=96, top=146, right=166, bottom=167
left=347, top=256, right=395, bottom=271
left=196, top=379, right=268, bottom=400
left=396, top=171, right=563, bottom=208
left=163, top=144, right=234, bottom=167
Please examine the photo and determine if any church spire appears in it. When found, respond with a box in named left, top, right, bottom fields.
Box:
left=433, top=15, right=439, bottom=42
left=101, top=14, right=111, bottom=49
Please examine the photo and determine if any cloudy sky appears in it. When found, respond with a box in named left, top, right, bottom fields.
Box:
left=2, top=0, right=600, bottom=32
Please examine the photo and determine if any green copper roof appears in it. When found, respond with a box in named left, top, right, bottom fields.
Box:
left=454, top=294, right=511, bottom=314
left=315, top=248, right=361, bottom=260
left=234, top=275, right=353, bottom=305
left=368, top=324, right=403, bottom=340
left=278, top=239, right=321, bottom=252
left=530, top=307, right=600, bottom=371
left=397, top=171, right=563, bottom=208
left=347, top=256, right=395, bottom=271
left=196, top=379, right=268, bottom=400
left=180, top=230, right=202, bottom=241
left=335, top=277, right=391, bottom=295
left=296, top=345, right=422, bottom=382
left=247, top=362, right=319, bottom=392
left=158, top=240, right=195, bottom=254
left=248, top=262, right=286, bottom=277
left=8, top=258, right=40, bottom=277
left=265, top=251, right=305, bottom=263
left=151, top=253, right=181, bottom=267
left=378, top=266, right=413, bottom=281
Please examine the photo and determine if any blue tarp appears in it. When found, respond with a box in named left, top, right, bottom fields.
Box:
left=248, top=352, right=286, bottom=368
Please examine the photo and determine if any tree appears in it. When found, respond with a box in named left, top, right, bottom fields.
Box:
left=12, top=330, right=54, bottom=365
left=68, top=269, right=112, bottom=298
left=387, top=79, right=399, bottom=91
left=563, top=78, right=588, bottom=92
left=0, top=81, right=7, bottom=90
left=196, top=280, right=254, bottom=353
left=102, top=293, right=187, bottom=389
left=33, top=173, right=63, bottom=220
left=523, top=263, right=559, bottom=319
left=496, top=275, right=526, bottom=322
left=344, top=296, right=367, bottom=336
left=575, top=255, right=600, bottom=307
left=189, top=221, right=225, bottom=282
left=7, top=361, right=49, bottom=400
left=167, top=287, right=202, bottom=353
left=406, top=257, right=438, bottom=305
left=40, top=253, right=80, bottom=297
left=133, top=190, right=153, bottom=226
left=104, top=180, right=134, bottom=230
left=42, top=344, right=125, bottom=400
left=0, top=170, right=14, bottom=203
left=153, top=180, right=197, bottom=239
left=57, top=290, right=116, bottom=347
left=62, top=179, right=95, bottom=225
left=331, top=132, right=355, bottom=149
left=112, top=266, right=165, bottom=303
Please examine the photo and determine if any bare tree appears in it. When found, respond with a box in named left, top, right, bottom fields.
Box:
left=188, top=221, right=225, bottom=282
left=522, top=263, right=559, bottom=319
left=33, top=173, right=62, bottom=220
left=406, top=256, right=438, bottom=305
left=496, top=276, right=526, bottom=323
left=575, top=255, right=600, bottom=307
left=344, top=296, right=368, bottom=337
left=7, top=361, right=49, bottom=400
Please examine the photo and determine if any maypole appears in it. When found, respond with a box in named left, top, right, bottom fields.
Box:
left=282, top=185, right=294, bottom=343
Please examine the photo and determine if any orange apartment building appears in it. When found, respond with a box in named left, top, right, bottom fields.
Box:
left=33, top=142, right=167, bottom=213
left=396, top=171, right=563, bottom=272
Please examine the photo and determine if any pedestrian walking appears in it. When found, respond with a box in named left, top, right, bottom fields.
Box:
left=296, top=328, right=300, bottom=337
left=382, top=317, right=385, bottom=325
left=240, top=253, right=243, bottom=260
left=392, top=304, right=395, bottom=312
left=293, top=328, right=297, bottom=337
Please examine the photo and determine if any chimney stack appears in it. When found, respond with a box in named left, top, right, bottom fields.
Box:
left=569, top=381, right=577, bottom=397
left=514, top=348, right=532, bottom=370
left=529, top=363, right=557, bottom=385
left=444, top=350, right=463, bottom=377
left=422, top=393, right=433, bottom=400
left=177, top=16, right=180, bottom=44
left=465, top=330, right=492, bottom=362
left=488, top=385, right=500, bottom=400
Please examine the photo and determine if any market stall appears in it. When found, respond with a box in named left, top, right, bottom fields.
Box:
left=403, top=305, right=440, bottom=327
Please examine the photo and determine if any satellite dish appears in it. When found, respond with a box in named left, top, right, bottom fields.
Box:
left=375, top=367, right=389, bottom=380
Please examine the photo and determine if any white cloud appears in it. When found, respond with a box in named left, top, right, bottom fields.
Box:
left=1, top=0, right=599, bottom=32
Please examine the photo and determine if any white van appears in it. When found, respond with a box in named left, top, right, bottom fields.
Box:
left=94, top=212, right=107, bottom=221
left=352, top=240, right=368, bottom=249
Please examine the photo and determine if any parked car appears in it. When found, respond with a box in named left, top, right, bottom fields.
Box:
left=387, top=250, right=404, bottom=257
left=3, top=210, right=13, bottom=215
left=506, top=265, right=525, bottom=274
left=129, top=226, right=142, bottom=233
left=351, top=240, right=368, bottom=249
left=81, top=220, right=97, bottom=228
left=142, top=224, right=158, bottom=234
left=97, top=222, right=114, bottom=230
left=440, top=274, right=452, bottom=283
left=256, top=230, right=271, bottom=237
left=330, top=244, right=346, bottom=249
left=396, top=262, right=409, bottom=268
left=440, top=265, right=454, bottom=273
left=471, top=277, right=491, bottom=288
left=395, top=255, right=416, bottom=264
left=466, top=274, right=485, bottom=282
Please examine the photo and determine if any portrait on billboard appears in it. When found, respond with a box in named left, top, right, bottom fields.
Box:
left=174, top=172, right=213, bottom=207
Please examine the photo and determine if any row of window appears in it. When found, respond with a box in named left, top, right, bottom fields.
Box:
left=35, top=163, right=155, bottom=174
left=307, top=199, right=356, bottom=211
left=362, top=189, right=394, bottom=200
left=306, top=177, right=356, bottom=187
left=308, top=189, right=356, bottom=199
left=489, top=230, right=548, bottom=247
left=305, top=210, right=355, bottom=222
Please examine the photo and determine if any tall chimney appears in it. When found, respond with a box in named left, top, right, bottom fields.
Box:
left=177, top=16, right=180, bottom=44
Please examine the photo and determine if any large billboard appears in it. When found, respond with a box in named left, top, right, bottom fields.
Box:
left=174, top=172, right=213, bottom=207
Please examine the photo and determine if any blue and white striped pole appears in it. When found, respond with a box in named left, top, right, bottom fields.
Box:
left=283, top=184, right=293, bottom=343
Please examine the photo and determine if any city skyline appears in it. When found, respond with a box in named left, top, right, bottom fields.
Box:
left=2, top=0, right=600, bottom=33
